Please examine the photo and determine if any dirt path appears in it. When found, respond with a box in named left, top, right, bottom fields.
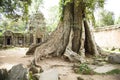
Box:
left=0, top=47, right=33, bottom=70
left=37, top=57, right=120, bottom=80
left=0, top=47, right=120, bottom=80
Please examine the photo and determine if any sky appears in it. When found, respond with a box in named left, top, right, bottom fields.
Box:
left=40, top=0, right=59, bottom=19
left=41, top=0, right=120, bottom=20
left=104, top=0, right=120, bottom=19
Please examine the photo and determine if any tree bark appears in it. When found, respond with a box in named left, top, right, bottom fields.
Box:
left=72, top=0, right=83, bottom=53
left=26, top=43, right=42, bottom=55
left=84, top=20, right=99, bottom=56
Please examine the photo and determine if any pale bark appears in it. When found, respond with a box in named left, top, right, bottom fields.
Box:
left=84, top=20, right=99, bottom=56
left=72, top=0, right=83, bottom=53
left=26, top=43, right=42, bottom=55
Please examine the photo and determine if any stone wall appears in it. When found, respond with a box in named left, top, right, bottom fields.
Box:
left=94, top=25, right=120, bottom=48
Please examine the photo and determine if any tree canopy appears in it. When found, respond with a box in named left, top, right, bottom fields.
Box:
left=59, top=0, right=105, bottom=22
left=0, top=0, right=43, bottom=21
left=0, top=0, right=31, bottom=20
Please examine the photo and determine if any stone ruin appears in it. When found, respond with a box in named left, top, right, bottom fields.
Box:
left=0, top=12, right=48, bottom=47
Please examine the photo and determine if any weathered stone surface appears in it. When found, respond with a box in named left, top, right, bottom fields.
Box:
left=7, top=64, right=28, bottom=80
left=0, top=69, right=8, bottom=80
left=108, top=54, right=120, bottom=64
left=39, top=69, right=58, bottom=80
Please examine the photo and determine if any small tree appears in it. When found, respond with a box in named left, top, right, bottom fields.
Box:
left=97, top=10, right=114, bottom=27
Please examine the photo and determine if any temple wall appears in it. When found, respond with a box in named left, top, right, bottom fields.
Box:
left=94, top=26, right=120, bottom=48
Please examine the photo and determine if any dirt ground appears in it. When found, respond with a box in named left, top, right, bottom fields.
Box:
left=0, top=47, right=120, bottom=80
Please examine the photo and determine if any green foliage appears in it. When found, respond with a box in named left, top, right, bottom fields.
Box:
left=29, top=0, right=43, bottom=15
left=0, top=19, right=26, bottom=33
left=0, top=20, right=10, bottom=31
left=59, top=0, right=105, bottom=25
left=77, top=63, right=94, bottom=75
left=0, top=0, right=32, bottom=20
left=64, top=0, right=73, bottom=5
left=97, top=10, right=114, bottom=27
left=11, top=20, right=26, bottom=32
left=85, top=0, right=105, bottom=27
left=105, top=69, right=120, bottom=75
left=0, top=33, right=2, bottom=36
left=59, top=0, right=65, bottom=20
left=29, top=71, right=34, bottom=80
left=0, top=0, right=43, bottom=21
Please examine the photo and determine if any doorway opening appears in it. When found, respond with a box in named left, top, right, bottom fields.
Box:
left=37, top=38, right=41, bottom=43
left=6, top=37, right=11, bottom=45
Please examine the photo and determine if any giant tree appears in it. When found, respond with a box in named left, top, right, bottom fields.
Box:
left=27, top=0, right=105, bottom=66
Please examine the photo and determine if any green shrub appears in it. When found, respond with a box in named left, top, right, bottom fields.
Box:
left=77, top=63, right=94, bottom=75
left=29, top=71, right=34, bottom=80
left=111, top=47, right=116, bottom=51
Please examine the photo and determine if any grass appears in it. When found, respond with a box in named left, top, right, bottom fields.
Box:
left=94, top=69, right=120, bottom=75
left=75, top=63, right=95, bottom=75
left=104, top=48, right=120, bottom=53
left=0, top=46, right=15, bottom=50
left=75, top=63, right=120, bottom=75
left=105, top=69, right=120, bottom=75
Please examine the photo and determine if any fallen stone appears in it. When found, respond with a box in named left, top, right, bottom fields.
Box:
left=108, top=54, right=120, bottom=64
left=7, top=64, right=28, bottom=80
left=94, top=64, right=117, bottom=73
left=39, top=69, right=58, bottom=80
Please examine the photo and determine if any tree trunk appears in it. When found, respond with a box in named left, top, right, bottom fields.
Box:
left=72, top=0, right=83, bottom=53
left=84, top=20, right=99, bottom=56
left=27, top=0, right=101, bottom=66
left=33, top=2, right=72, bottom=63
left=26, top=43, right=41, bottom=55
